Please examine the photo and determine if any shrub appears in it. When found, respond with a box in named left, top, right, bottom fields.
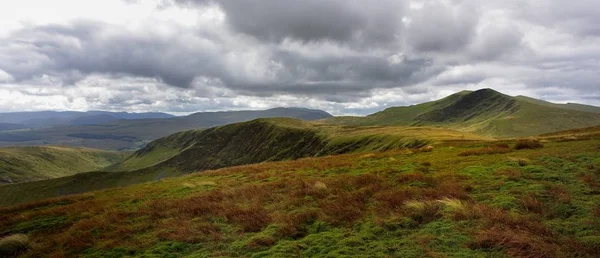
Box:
left=0, top=234, right=29, bottom=256
left=514, top=139, right=543, bottom=150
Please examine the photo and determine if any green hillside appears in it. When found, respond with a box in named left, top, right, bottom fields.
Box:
left=1, top=129, right=599, bottom=257
left=0, top=118, right=489, bottom=206
left=0, top=146, right=127, bottom=185
left=326, top=89, right=600, bottom=137
left=515, top=95, right=600, bottom=113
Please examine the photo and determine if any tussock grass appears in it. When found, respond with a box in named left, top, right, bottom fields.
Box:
left=458, top=144, right=513, bottom=156
left=514, top=138, right=544, bottom=150
left=0, top=234, right=29, bottom=256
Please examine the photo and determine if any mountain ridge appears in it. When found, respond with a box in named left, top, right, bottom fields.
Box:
left=326, top=88, right=600, bottom=137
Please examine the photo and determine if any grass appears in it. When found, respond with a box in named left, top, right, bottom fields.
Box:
left=458, top=143, right=513, bottom=156
left=0, top=146, right=127, bottom=184
left=1, top=133, right=599, bottom=257
left=0, top=234, right=29, bottom=256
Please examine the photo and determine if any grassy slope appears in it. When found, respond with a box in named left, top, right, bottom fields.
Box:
left=0, top=118, right=490, bottom=206
left=113, top=118, right=490, bottom=173
left=326, top=89, right=600, bottom=138
left=515, top=95, right=600, bottom=113
left=0, top=146, right=127, bottom=185
left=1, top=133, right=599, bottom=257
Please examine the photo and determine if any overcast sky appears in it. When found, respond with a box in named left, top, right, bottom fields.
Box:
left=0, top=0, right=599, bottom=115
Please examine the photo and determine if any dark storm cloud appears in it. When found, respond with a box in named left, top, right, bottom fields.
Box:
left=177, top=0, right=405, bottom=46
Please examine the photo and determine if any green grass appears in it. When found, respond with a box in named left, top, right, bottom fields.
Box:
left=1, top=131, right=599, bottom=257
left=0, top=146, right=127, bottom=184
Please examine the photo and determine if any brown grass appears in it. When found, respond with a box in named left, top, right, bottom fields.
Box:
left=520, top=195, right=545, bottom=215
left=496, top=168, right=523, bottom=181
left=545, top=184, right=571, bottom=204
left=474, top=227, right=557, bottom=257
left=514, top=139, right=544, bottom=150
left=459, top=144, right=513, bottom=156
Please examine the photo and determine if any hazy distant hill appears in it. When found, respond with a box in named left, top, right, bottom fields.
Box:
left=0, top=111, right=175, bottom=128
left=0, top=123, right=28, bottom=132
left=0, top=108, right=333, bottom=150
left=326, top=89, right=600, bottom=137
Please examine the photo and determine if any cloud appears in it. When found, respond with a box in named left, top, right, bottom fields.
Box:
left=177, top=0, right=405, bottom=46
left=0, top=0, right=599, bottom=115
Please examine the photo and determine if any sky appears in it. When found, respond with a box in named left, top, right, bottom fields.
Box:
left=0, top=0, right=599, bottom=115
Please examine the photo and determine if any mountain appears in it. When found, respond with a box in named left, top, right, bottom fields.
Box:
left=0, top=108, right=333, bottom=150
left=68, top=114, right=120, bottom=125
left=0, top=123, right=28, bottom=132
left=0, top=118, right=489, bottom=205
left=0, top=111, right=175, bottom=128
left=327, top=89, right=600, bottom=137
left=0, top=146, right=127, bottom=185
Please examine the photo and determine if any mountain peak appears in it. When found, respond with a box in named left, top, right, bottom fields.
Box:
left=416, top=88, right=517, bottom=123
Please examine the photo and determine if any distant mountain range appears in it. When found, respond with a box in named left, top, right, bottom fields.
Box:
left=0, top=111, right=175, bottom=129
left=0, top=90, right=599, bottom=150
left=327, top=89, right=600, bottom=137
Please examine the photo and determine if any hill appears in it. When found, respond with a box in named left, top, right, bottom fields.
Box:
left=0, top=118, right=489, bottom=206
left=0, top=123, right=27, bottom=132
left=1, top=130, right=598, bottom=257
left=326, top=89, right=600, bottom=137
left=0, top=108, right=333, bottom=150
left=0, top=111, right=174, bottom=128
left=0, top=146, right=127, bottom=185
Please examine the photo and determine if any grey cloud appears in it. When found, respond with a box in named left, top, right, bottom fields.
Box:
left=405, top=1, right=478, bottom=52
left=177, top=0, right=405, bottom=47
left=0, top=21, right=226, bottom=88
left=1, top=0, right=599, bottom=114
left=0, top=18, right=444, bottom=99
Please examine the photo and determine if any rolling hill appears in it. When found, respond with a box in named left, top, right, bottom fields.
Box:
left=326, top=89, right=600, bottom=137
left=0, top=108, right=333, bottom=150
left=1, top=126, right=599, bottom=257
left=0, top=118, right=490, bottom=206
left=0, top=146, right=127, bottom=185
